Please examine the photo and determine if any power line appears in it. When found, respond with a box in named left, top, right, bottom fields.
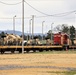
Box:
left=0, top=17, right=31, bottom=19
left=24, top=0, right=50, bottom=16
left=0, top=1, right=22, bottom=5
left=36, top=12, right=76, bottom=18
left=0, top=0, right=76, bottom=18
left=0, top=0, right=76, bottom=17
left=51, top=10, right=76, bottom=17
left=24, top=0, right=76, bottom=17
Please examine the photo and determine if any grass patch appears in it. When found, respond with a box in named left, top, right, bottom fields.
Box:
left=47, top=71, right=66, bottom=75
left=35, top=50, right=76, bottom=54
left=65, top=71, right=76, bottom=75
left=47, top=71, right=76, bottom=75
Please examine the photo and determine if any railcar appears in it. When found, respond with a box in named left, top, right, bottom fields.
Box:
left=0, top=32, right=76, bottom=54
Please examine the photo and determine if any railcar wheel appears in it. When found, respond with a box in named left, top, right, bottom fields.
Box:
left=33, top=49, right=36, bottom=52
left=19, top=50, right=22, bottom=53
left=26, top=50, right=29, bottom=53
left=1, top=49, right=5, bottom=54
left=39, top=49, right=43, bottom=52
left=11, top=49, right=15, bottom=54
left=46, top=49, right=49, bottom=51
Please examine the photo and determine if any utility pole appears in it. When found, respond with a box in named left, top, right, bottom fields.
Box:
left=13, top=15, right=16, bottom=35
left=29, top=19, right=32, bottom=40
left=75, top=28, right=76, bottom=38
left=22, top=0, right=24, bottom=54
left=69, top=26, right=70, bottom=39
left=51, top=23, right=54, bottom=44
left=27, top=31, right=28, bottom=41
left=32, top=15, right=34, bottom=40
left=42, top=21, right=45, bottom=40
left=75, top=13, right=76, bottom=38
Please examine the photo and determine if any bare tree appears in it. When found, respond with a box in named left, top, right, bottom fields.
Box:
left=55, top=24, right=69, bottom=33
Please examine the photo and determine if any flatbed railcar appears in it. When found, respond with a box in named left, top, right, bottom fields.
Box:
left=0, top=32, right=76, bottom=54
left=0, top=45, right=63, bottom=54
left=69, top=45, right=76, bottom=49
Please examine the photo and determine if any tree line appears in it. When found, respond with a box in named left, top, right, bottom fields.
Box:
left=0, top=24, right=76, bottom=41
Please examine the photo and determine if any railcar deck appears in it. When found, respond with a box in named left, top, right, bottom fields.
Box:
left=0, top=45, right=63, bottom=49
left=0, top=45, right=63, bottom=54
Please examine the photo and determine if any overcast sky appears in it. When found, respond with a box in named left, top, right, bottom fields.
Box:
left=0, top=0, right=76, bottom=33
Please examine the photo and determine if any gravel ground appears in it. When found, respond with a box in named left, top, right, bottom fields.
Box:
left=0, top=53, right=76, bottom=75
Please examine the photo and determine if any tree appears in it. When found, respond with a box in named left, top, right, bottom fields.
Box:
left=46, top=30, right=53, bottom=40
left=70, top=25, right=75, bottom=39
left=0, top=32, right=6, bottom=45
left=55, top=24, right=69, bottom=34
left=47, top=24, right=76, bottom=40
left=0, top=32, right=6, bottom=38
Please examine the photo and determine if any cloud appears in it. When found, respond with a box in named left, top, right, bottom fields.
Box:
left=25, top=0, right=68, bottom=15
left=0, top=0, right=76, bottom=33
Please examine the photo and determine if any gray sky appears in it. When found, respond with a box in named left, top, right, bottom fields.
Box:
left=0, top=0, right=76, bottom=33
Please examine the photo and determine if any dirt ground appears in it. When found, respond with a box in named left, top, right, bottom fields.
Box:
left=0, top=53, right=76, bottom=75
